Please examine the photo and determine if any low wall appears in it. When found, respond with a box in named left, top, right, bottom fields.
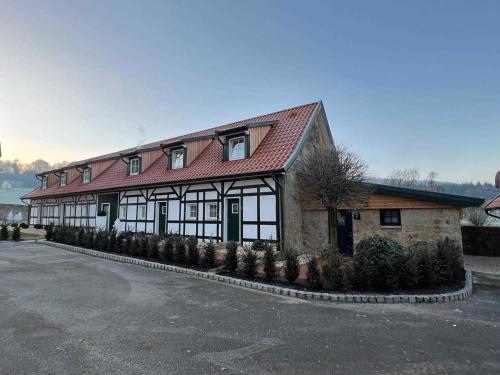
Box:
left=462, top=226, right=500, bottom=257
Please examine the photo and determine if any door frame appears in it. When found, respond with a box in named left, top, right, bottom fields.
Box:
left=223, top=197, right=241, bottom=242
left=100, top=203, right=111, bottom=230
left=155, top=201, right=167, bottom=235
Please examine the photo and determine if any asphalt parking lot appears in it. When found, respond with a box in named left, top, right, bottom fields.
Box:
left=0, top=242, right=499, bottom=374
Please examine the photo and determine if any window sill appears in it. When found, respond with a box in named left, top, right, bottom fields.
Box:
left=380, top=225, right=402, bottom=229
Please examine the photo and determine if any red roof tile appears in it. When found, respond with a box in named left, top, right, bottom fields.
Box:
left=24, top=102, right=321, bottom=199
left=486, top=194, right=500, bottom=210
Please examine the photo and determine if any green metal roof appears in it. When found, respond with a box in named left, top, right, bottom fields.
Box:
left=368, top=183, right=484, bottom=208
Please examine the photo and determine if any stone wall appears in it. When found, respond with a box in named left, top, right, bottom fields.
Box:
left=353, top=208, right=463, bottom=249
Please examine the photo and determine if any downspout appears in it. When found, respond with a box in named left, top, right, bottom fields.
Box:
left=272, top=173, right=285, bottom=251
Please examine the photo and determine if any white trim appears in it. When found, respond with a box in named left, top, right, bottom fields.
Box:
left=130, top=158, right=140, bottom=176
left=229, top=136, right=245, bottom=161
left=171, top=149, right=185, bottom=169
left=83, top=168, right=91, bottom=183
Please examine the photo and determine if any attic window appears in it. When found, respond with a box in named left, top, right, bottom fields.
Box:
left=130, top=157, right=141, bottom=176
left=41, top=176, right=48, bottom=189
left=171, top=149, right=185, bottom=169
left=229, top=136, right=245, bottom=161
left=60, top=173, right=67, bottom=187
left=83, top=168, right=91, bottom=183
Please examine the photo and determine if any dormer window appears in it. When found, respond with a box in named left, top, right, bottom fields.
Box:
left=229, top=136, right=246, bottom=161
left=41, top=176, right=48, bottom=189
left=60, top=173, right=67, bottom=187
left=130, top=157, right=141, bottom=176
left=171, top=149, right=185, bottom=169
left=83, top=168, right=91, bottom=183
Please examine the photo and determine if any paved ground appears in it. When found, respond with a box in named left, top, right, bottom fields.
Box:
left=465, top=255, right=500, bottom=274
left=0, top=242, right=499, bottom=375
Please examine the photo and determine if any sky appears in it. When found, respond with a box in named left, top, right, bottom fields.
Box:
left=0, top=0, right=498, bottom=183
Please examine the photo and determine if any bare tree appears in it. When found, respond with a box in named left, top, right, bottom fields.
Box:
left=465, top=208, right=488, bottom=226
left=385, top=167, right=420, bottom=188
left=295, top=144, right=371, bottom=250
left=427, top=171, right=439, bottom=192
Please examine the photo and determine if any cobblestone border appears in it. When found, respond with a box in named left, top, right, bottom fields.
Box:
left=42, top=241, right=472, bottom=303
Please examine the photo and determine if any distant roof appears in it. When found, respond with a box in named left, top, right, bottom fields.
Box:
left=486, top=194, right=500, bottom=210
left=23, top=102, right=322, bottom=199
left=370, top=183, right=484, bottom=207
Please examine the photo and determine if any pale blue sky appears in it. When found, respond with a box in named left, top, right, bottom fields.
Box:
left=0, top=0, right=498, bottom=182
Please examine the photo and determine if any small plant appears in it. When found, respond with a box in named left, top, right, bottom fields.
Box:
left=83, top=229, right=95, bottom=248
left=136, top=234, right=148, bottom=257
left=202, top=240, right=216, bottom=268
left=262, top=243, right=276, bottom=281
left=77, top=228, right=85, bottom=246
left=242, top=246, right=258, bottom=279
left=320, top=247, right=347, bottom=291
left=434, top=238, right=463, bottom=285
left=186, top=237, right=199, bottom=266
left=114, top=232, right=125, bottom=253
left=306, top=257, right=322, bottom=290
left=20, top=223, right=29, bottom=229
left=63, top=227, right=75, bottom=245
left=1, top=224, right=9, bottom=240
left=224, top=241, right=238, bottom=271
left=147, top=235, right=160, bottom=258
left=160, top=235, right=174, bottom=261
left=12, top=226, right=21, bottom=241
left=107, top=230, right=117, bottom=251
left=173, top=237, right=186, bottom=263
left=44, top=224, right=54, bottom=240
left=34, top=224, right=44, bottom=229
left=125, top=233, right=135, bottom=255
left=283, top=248, right=300, bottom=284
left=11, top=223, right=18, bottom=228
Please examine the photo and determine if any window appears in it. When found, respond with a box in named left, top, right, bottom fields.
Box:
left=380, top=209, right=401, bottom=226
left=82, top=205, right=88, bottom=217
left=119, top=205, right=127, bottom=220
left=130, top=158, right=140, bottom=175
left=137, top=205, right=146, bottom=220
left=83, top=168, right=91, bottom=183
left=232, top=202, right=239, bottom=214
left=229, top=136, right=245, bottom=161
left=161, top=205, right=167, bottom=215
left=187, top=203, right=197, bottom=220
left=171, top=149, right=185, bottom=169
left=207, top=203, right=218, bottom=220
left=60, top=173, right=67, bottom=187
left=41, top=176, right=48, bottom=189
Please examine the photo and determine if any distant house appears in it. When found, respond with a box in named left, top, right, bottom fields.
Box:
left=22, top=102, right=483, bottom=253
left=485, top=171, right=500, bottom=219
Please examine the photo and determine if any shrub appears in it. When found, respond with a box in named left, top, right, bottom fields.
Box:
left=224, top=241, right=238, bottom=271
left=20, top=223, right=29, bottom=229
left=107, top=230, right=117, bottom=252
left=114, top=232, right=126, bottom=253
left=202, top=240, right=216, bottom=268
left=125, top=233, right=135, bottom=255
left=95, top=230, right=108, bottom=251
left=83, top=229, right=95, bottom=248
left=173, top=237, right=186, bottom=263
left=77, top=228, right=85, bottom=247
left=54, top=226, right=65, bottom=243
left=241, top=246, right=258, bottom=278
left=262, top=243, right=276, bottom=281
left=283, top=248, right=300, bottom=284
left=34, top=224, right=43, bottom=229
left=160, top=235, right=174, bottom=261
left=435, top=238, right=464, bottom=284
left=306, top=257, right=322, bottom=290
left=251, top=240, right=266, bottom=251
left=406, top=242, right=437, bottom=289
left=136, top=234, right=148, bottom=257
left=147, top=235, right=160, bottom=258
left=320, top=247, right=347, bottom=291
left=353, top=235, right=407, bottom=291
left=186, top=237, right=199, bottom=266
left=11, top=223, right=18, bottom=228
left=12, top=226, right=21, bottom=241
left=63, top=227, right=76, bottom=245
left=0, top=224, right=8, bottom=240
left=45, top=224, right=54, bottom=241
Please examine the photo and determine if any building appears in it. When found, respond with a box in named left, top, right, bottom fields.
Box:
left=22, top=102, right=483, bottom=253
left=485, top=171, right=500, bottom=219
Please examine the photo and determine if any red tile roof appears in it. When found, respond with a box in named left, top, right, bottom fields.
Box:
left=23, top=102, right=321, bottom=199
left=486, top=194, right=500, bottom=210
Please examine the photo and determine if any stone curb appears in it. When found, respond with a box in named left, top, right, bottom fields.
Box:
left=41, top=240, right=473, bottom=304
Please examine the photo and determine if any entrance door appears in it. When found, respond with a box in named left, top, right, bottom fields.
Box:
left=158, top=202, right=167, bottom=235
left=337, top=210, right=353, bottom=256
left=97, top=193, right=118, bottom=231
left=226, top=198, right=240, bottom=242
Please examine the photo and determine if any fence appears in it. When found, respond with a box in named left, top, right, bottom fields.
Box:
left=462, top=225, right=500, bottom=257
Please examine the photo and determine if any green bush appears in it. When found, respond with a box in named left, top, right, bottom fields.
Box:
left=186, top=237, right=199, bottom=266
left=306, top=257, right=322, bottom=290
left=147, top=235, right=160, bottom=258
left=320, top=247, right=347, bottom=291
left=406, top=242, right=437, bottom=289
left=114, top=232, right=125, bottom=253
left=107, top=230, right=117, bottom=252
left=435, top=238, right=463, bottom=284
left=20, top=223, right=29, bottom=229
left=77, top=228, right=85, bottom=246
left=1, top=224, right=9, bottom=240
left=262, top=243, right=276, bottom=281
left=124, top=232, right=134, bottom=254
left=83, top=229, right=95, bottom=248
left=12, top=226, right=21, bottom=241
left=173, top=237, right=186, bottom=263
left=63, top=227, right=76, bottom=245
left=283, top=248, right=300, bottom=284
left=160, top=235, right=174, bottom=261
left=224, top=241, right=238, bottom=271
left=45, top=224, right=54, bottom=240
left=202, top=240, right=216, bottom=268
left=353, top=235, right=407, bottom=291
left=241, top=247, right=258, bottom=278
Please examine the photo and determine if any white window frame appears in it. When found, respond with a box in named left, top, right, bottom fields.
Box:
left=130, top=158, right=140, bottom=176
left=229, top=136, right=245, bottom=161
left=137, top=205, right=147, bottom=220
left=207, top=203, right=218, bottom=220
left=187, top=203, right=197, bottom=220
left=83, top=168, right=91, bottom=183
left=82, top=204, right=88, bottom=217
left=171, top=149, right=185, bottom=169
left=41, top=176, right=48, bottom=189
left=60, top=173, right=67, bottom=187
left=119, top=205, right=127, bottom=220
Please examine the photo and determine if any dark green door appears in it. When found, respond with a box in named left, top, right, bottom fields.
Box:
left=226, top=198, right=240, bottom=242
left=158, top=202, right=167, bottom=235
left=97, top=193, right=118, bottom=231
